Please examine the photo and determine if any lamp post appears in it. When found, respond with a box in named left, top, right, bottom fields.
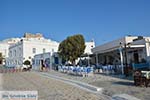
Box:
left=88, top=53, right=90, bottom=66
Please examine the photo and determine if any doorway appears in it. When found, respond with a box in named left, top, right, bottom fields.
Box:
left=134, top=52, right=139, bottom=64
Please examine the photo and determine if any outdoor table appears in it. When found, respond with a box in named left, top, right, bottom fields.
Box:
left=141, top=71, right=150, bottom=87
left=141, top=71, right=150, bottom=79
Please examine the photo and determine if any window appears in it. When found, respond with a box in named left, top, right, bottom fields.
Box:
left=52, top=49, right=54, bottom=52
left=19, top=47, right=21, bottom=56
left=15, top=60, right=17, bottom=65
left=14, top=50, right=16, bottom=57
left=33, top=48, right=36, bottom=54
left=32, top=59, right=35, bottom=65
left=10, top=51, right=12, bottom=57
left=43, top=48, right=46, bottom=53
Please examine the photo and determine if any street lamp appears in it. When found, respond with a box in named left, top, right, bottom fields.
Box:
left=87, top=53, right=90, bottom=66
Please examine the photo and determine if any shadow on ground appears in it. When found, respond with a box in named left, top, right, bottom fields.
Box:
left=94, top=72, right=134, bottom=81
left=112, top=81, right=134, bottom=86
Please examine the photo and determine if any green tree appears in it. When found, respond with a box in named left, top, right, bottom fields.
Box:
left=0, top=53, right=3, bottom=65
left=23, top=60, right=31, bottom=66
left=58, top=34, right=85, bottom=65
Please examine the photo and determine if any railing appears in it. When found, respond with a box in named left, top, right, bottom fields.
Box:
left=94, top=65, right=124, bottom=74
left=58, top=66, right=94, bottom=77
left=132, top=63, right=150, bottom=70
left=0, top=67, right=22, bottom=73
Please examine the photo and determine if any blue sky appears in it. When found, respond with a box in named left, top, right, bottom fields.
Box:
left=0, top=0, right=150, bottom=46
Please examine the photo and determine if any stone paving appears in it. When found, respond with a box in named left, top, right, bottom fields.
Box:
left=45, top=70, right=150, bottom=100
left=1, top=70, right=150, bottom=100
left=0, top=72, right=106, bottom=100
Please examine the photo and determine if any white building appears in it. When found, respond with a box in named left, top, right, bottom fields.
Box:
left=32, top=52, right=51, bottom=70
left=32, top=52, right=61, bottom=70
left=84, top=40, right=95, bottom=54
left=92, top=36, right=150, bottom=66
left=75, top=40, right=95, bottom=65
left=0, top=38, right=20, bottom=65
left=4, top=32, right=95, bottom=67
left=6, top=33, right=59, bottom=67
left=32, top=40, right=95, bottom=67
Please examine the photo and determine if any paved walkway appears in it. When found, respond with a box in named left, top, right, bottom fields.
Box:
left=40, top=72, right=103, bottom=92
left=1, top=70, right=149, bottom=100
left=1, top=72, right=106, bottom=100
left=39, top=71, right=141, bottom=100
left=112, top=94, right=140, bottom=100
left=0, top=74, right=2, bottom=90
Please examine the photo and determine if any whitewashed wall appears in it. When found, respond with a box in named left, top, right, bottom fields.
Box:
left=85, top=41, right=95, bottom=54
left=0, top=43, right=10, bottom=58
left=6, top=38, right=59, bottom=67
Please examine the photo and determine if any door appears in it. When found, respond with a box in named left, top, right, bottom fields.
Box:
left=134, top=52, right=139, bottom=64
